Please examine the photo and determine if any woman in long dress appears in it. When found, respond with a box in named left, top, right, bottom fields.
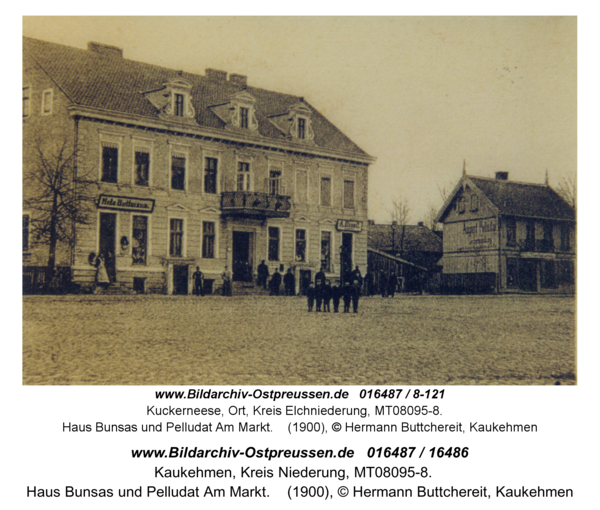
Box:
left=96, top=254, right=110, bottom=287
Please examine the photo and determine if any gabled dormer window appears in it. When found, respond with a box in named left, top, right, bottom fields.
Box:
left=209, top=91, right=259, bottom=133
left=143, top=79, right=196, bottom=122
left=267, top=102, right=315, bottom=143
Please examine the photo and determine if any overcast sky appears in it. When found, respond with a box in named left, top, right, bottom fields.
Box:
left=23, top=16, right=576, bottom=224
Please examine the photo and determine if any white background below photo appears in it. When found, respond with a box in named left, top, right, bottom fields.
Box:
left=6, top=4, right=600, bottom=509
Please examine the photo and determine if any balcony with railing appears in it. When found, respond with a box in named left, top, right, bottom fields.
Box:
left=518, top=239, right=555, bottom=253
left=221, top=191, right=292, bottom=218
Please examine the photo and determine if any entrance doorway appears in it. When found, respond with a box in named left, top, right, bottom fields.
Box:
left=519, top=259, right=538, bottom=292
left=232, top=231, right=254, bottom=282
left=99, top=212, right=117, bottom=282
left=341, top=232, right=353, bottom=282
left=173, top=265, right=189, bottom=295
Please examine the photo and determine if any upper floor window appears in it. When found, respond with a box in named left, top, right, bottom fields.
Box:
left=174, top=94, right=184, bottom=117
left=23, top=214, right=30, bottom=252
left=525, top=221, right=535, bottom=241
left=240, top=107, right=249, bottom=129
left=269, top=169, right=282, bottom=195
left=237, top=162, right=251, bottom=191
left=506, top=218, right=516, bottom=247
left=457, top=197, right=466, bottom=214
left=171, top=155, right=186, bottom=191
left=470, top=194, right=479, bottom=212
left=41, top=89, right=53, bottom=116
left=344, top=180, right=355, bottom=209
left=169, top=219, right=184, bottom=257
left=23, top=87, right=31, bottom=118
left=321, top=177, right=332, bottom=206
left=101, top=143, right=119, bottom=183
left=204, top=157, right=218, bottom=194
left=134, top=150, right=150, bottom=187
left=298, top=118, right=306, bottom=139
left=560, top=223, right=571, bottom=251
left=296, top=170, right=308, bottom=204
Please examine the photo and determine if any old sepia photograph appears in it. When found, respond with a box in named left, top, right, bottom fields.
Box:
left=22, top=17, right=576, bottom=386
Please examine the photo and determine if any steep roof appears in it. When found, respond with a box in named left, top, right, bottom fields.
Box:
left=23, top=37, right=370, bottom=159
left=468, top=176, right=575, bottom=220
left=436, top=175, right=576, bottom=222
left=368, top=224, right=443, bottom=253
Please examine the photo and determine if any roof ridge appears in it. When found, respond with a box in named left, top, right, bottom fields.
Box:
left=469, top=175, right=549, bottom=188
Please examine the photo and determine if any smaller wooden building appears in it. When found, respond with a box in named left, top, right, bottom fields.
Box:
left=435, top=172, right=575, bottom=294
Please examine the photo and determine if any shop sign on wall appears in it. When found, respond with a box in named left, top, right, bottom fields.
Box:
left=97, top=195, right=155, bottom=213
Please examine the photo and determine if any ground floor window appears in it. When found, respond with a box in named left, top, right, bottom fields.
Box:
left=506, top=258, right=519, bottom=289
left=541, top=260, right=557, bottom=289
left=202, top=221, right=216, bottom=258
left=170, top=219, right=184, bottom=257
left=321, top=231, right=331, bottom=272
left=557, top=260, right=575, bottom=285
left=268, top=226, right=280, bottom=261
left=295, top=229, right=306, bottom=262
left=132, top=215, right=148, bottom=265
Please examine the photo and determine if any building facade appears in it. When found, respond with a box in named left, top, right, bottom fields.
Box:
left=23, top=38, right=374, bottom=294
left=435, top=172, right=575, bottom=294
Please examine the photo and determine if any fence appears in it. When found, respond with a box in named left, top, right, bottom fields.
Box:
left=23, top=266, right=73, bottom=294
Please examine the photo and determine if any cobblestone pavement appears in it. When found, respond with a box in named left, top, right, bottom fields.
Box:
left=23, top=294, right=575, bottom=386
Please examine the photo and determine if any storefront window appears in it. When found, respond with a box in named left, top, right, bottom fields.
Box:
left=132, top=216, right=147, bottom=265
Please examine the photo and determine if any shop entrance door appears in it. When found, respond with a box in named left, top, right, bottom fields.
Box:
left=232, top=231, right=254, bottom=282
left=341, top=232, right=353, bottom=283
left=518, top=259, right=538, bottom=292
left=173, top=265, right=189, bottom=295
left=99, top=212, right=117, bottom=282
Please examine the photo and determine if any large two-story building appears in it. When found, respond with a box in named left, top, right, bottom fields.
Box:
left=435, top=171, right=575, bottom=294
left=23, top=37, right=374, bottom=294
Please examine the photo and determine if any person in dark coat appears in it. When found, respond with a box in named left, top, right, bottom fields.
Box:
left=283, top=268, right=295, bottom=296
left=342, top=282, right=352, bottom=313
left=315, top=267, right=326, bottom=286
left=388, top=271, right=397, bottom=298
left=269, top=268, right=282, bottom=296
left=306, top=282, right=315, bottom=311
left=351, top=279, right=361, bottom=313
left=331, top=283, right=342, bottom=312
left=364, top=271, right=373, bottom=296
left=322, top=281, right=332, bottom=312
left=350, top=266, right=363, bottom=287
left=257, top=260, right=269, bottom=289
left=192, top=266, right=205, bottom=296
left=315, top=282, right=323, bottom=311
left=380, top=270, right=388, bottom=298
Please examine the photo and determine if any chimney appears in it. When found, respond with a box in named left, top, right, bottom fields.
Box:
left=495, top=171, right=509, bottom=181
left=229, top=74, right=248, bottom=87
left=418, top=221, right=424, bottom=227
left=88, top=42, right=123, bottom=58
left=367, top=220, right=375, bottom=226
left=205, top=68, right=227, bottom=81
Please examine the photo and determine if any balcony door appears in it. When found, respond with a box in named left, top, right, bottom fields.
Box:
left=232, top=231, right=254, bottom=282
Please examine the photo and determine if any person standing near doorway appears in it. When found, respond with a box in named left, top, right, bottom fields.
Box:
left=192, top=266, right=205, bottom=296
left=257, top=260, right=269, bottom=290
left=222, top=265, right=232, bottom=296
left=270, top=268, right=282, bottom=296
left=283, top=268, right=295, bottom=296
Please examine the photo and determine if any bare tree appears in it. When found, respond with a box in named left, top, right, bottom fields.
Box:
left=555, top=171, right=576, bottom=209
left=23, top=136, right=95, bottom=283
left=388, top=197, right=410, bottom=258
left=425, top=205, right=440, bottom=231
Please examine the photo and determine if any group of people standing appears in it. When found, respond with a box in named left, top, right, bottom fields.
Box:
left=257, top=261, right=296, bottom=296
left=306, top=280, right=362, bottom=313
